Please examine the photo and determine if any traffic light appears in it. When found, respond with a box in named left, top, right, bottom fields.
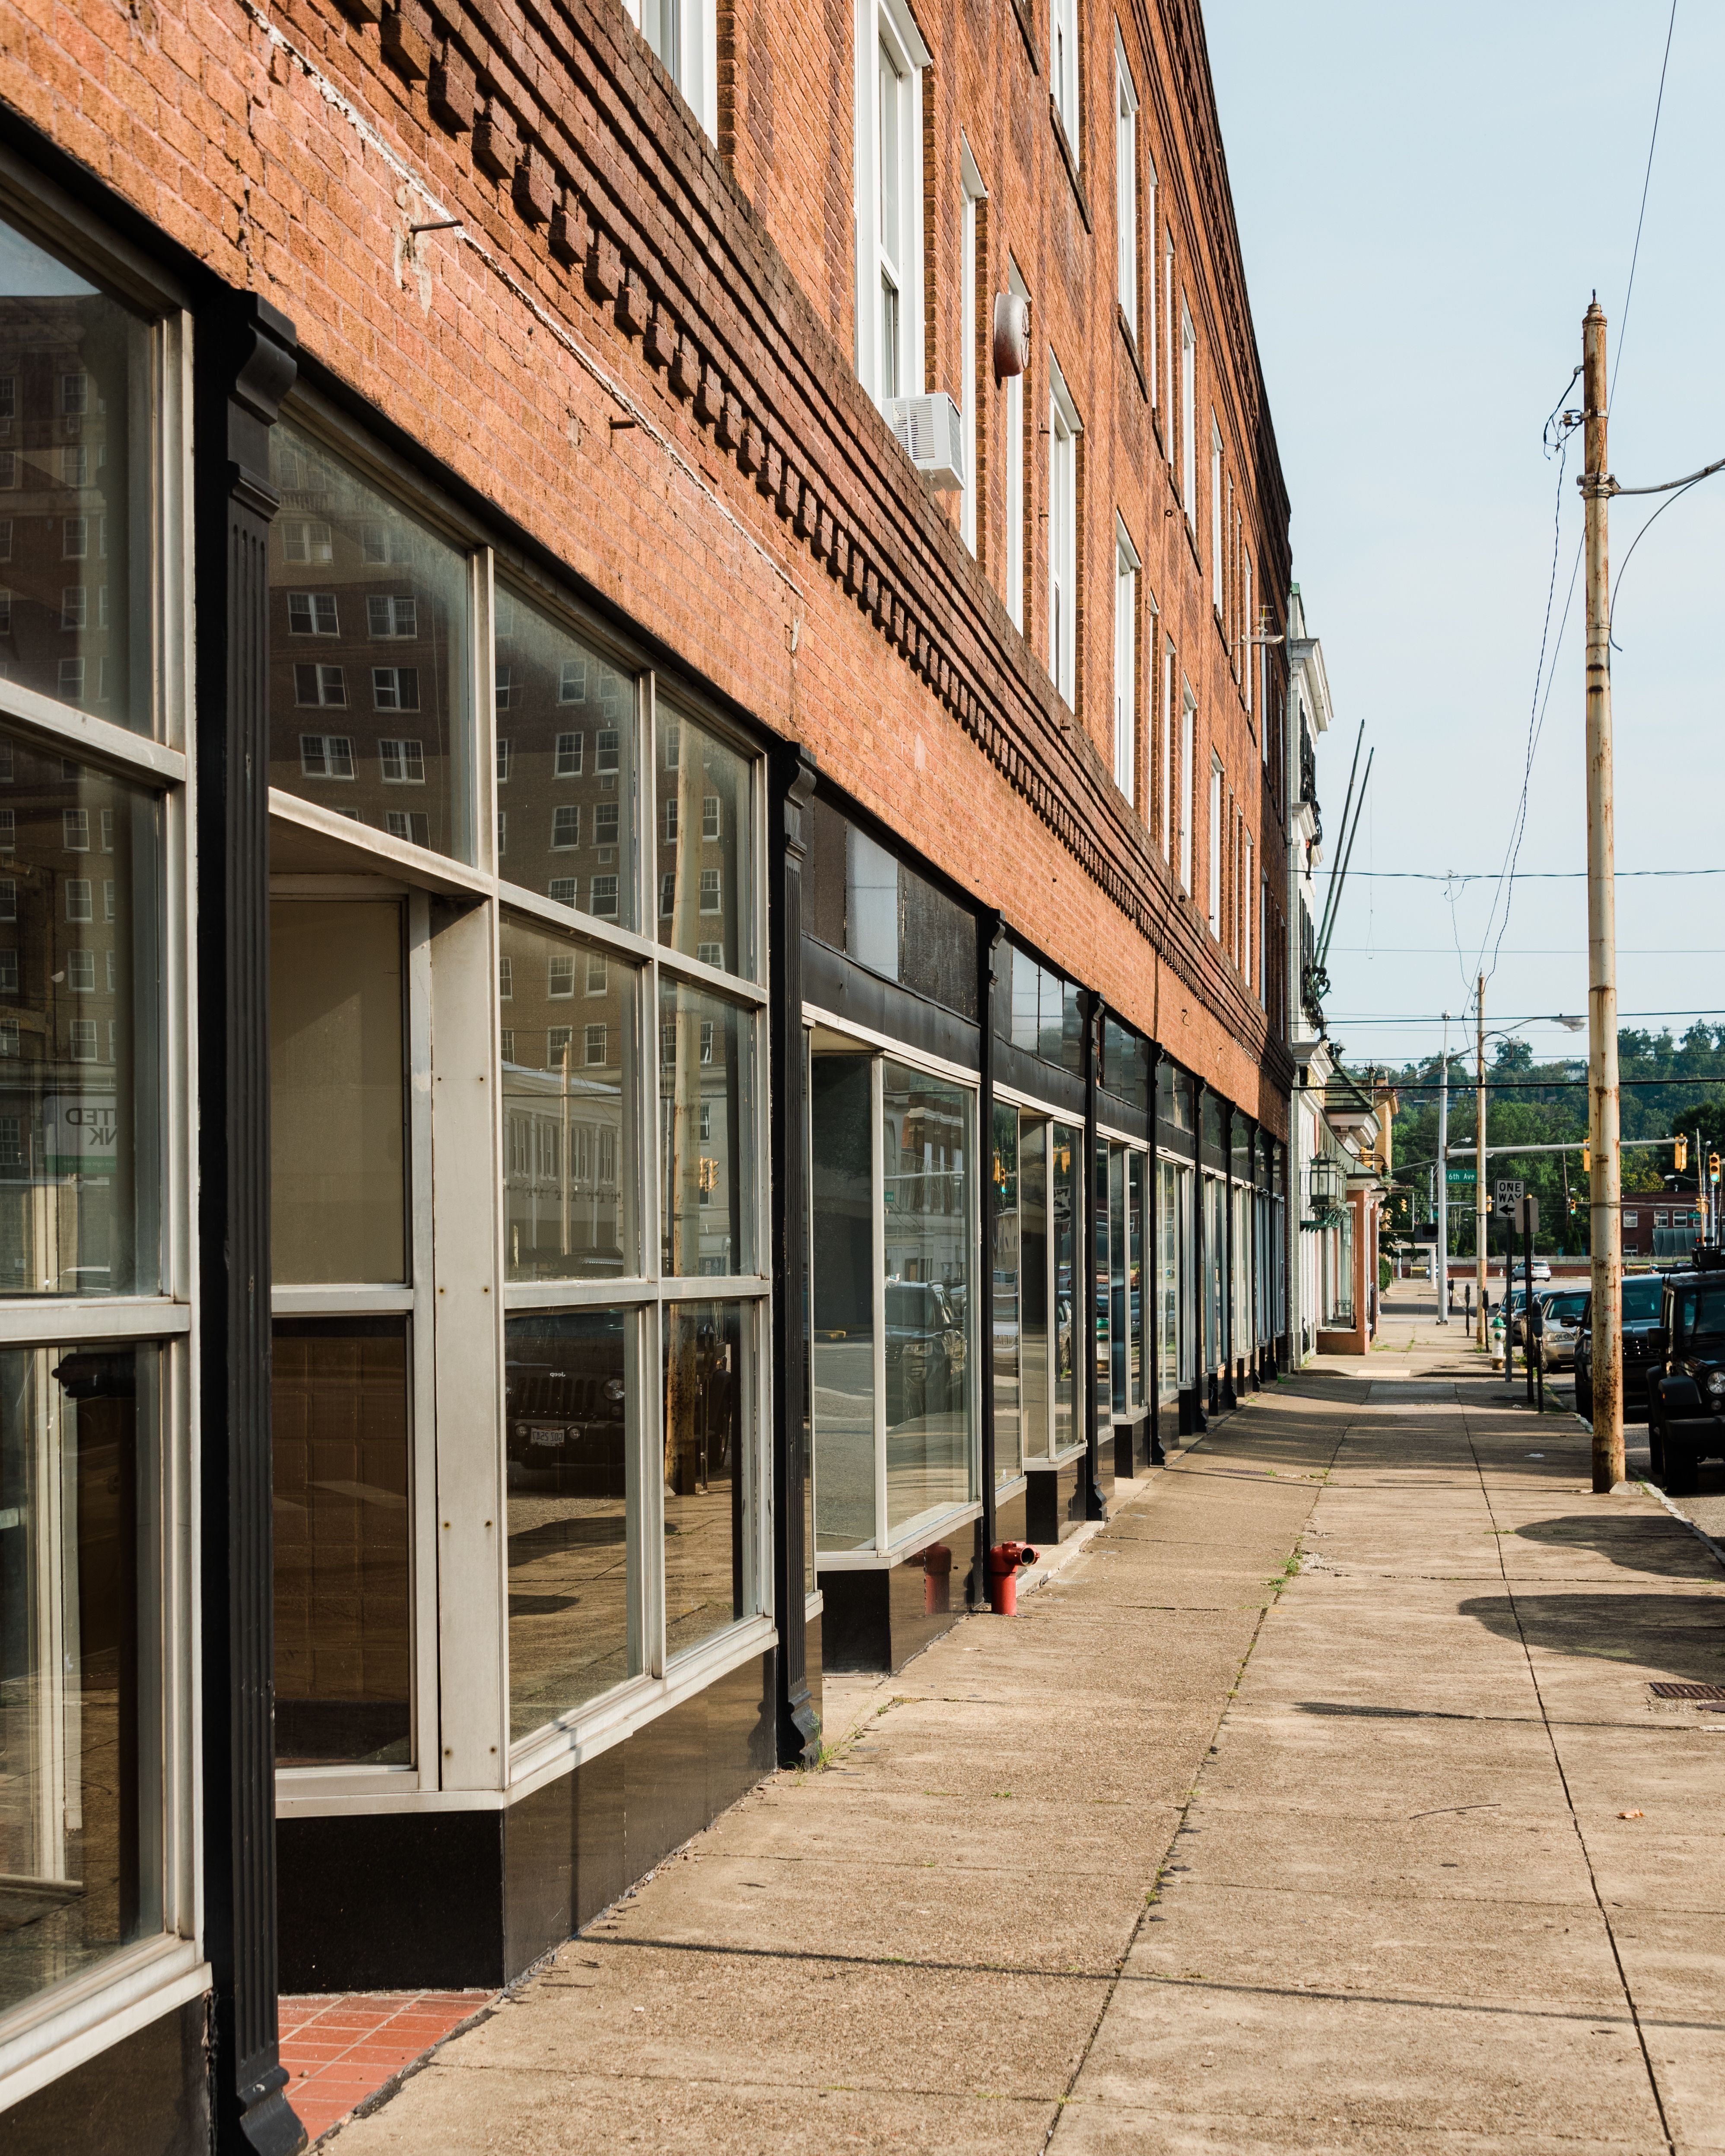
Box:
left=1711, top=1153, right=1721, bottom=1187
left=1582, top=1141, right=1591, bottom=1173
left=1675, top=1135, right=1689, bottom=1174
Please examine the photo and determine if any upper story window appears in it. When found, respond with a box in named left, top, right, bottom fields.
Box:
left=854, top=0, right=930, bottom=413
left=1052, top=0, right=1080, bottom=160
left=629, top=0, right=718, bottom=139
left=1114, top=518, right=1139, bottom=804
left=959, top=141, right=987, bottom=556
left=1048, top=356, right=1081, bottom=708
left=1115, top=33, right=1139, bottom=339
left=1209, top=751, right=1224, bottom=938
left=1210, top=419, right=1224, bottom=614
left=1179, top=682, right=1195, bottom=892
left=1180, top=298, right=1196, bottom=514
left=1005, top=257, right=1029, bottom=632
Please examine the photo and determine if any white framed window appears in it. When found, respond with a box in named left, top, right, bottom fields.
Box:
left=1242, top=832, right=1254, bottom=980
left=287, top=591, right=339, bottom=635
left=555, top=729, right=583, bottom=775
left=1210, top=418, right=1223, bottom=613
left=959, top=140, right=987, bottom=556
left=1115, top=32, right=1139, bottom=338
left=300, top=733, right=354, bottom=779
left=1180, top=685, right=1195, bottom=893
left=1259, top=873, right=1269, bottom=1009
left=1048, top=353, right=1080, bottom=708
left=294, top=663, right=346, bottom=708
left=550, top=875, right=578, bottom=909
left=854, top=0, right=929, bottom=412
left=1005, top=257, right=1029, bottom=632
left=379, top=738, right=426, bottom=784
left=552, top=803, right=580, bottom=849
left=629, top=0, right=718, bottom=139
left=367, top=594, right=417, bottom=638
left=1243, top=550, right=1255, bottom=716
left=1113, top=518, right=1139, bottom=803
left=68, top=948, right=95, bottom=991
left=1160, top=633, right=1174, bottom=861
left=547, top=953, right=576, bottom=998
left=64, top=807, right=89, bottom=851
left=1052, top=0, right=1080, bottom=157
left=702, top=793, right=721, bottom=840
left=1209, top=751, right=1223, bottom=937
left=1180, top=296, right=1196, bottom=511
left=372, top=665, right=420, bottom=713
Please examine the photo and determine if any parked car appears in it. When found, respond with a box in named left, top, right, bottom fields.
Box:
left=1532, top=1288, right=1588, bottom=1372
left=1574, top=1272, right=1665, bottom=1424
left=1646, top=1255, right=1725, bottom=1494
left=1530, top=1258, right=1552, bottom=1283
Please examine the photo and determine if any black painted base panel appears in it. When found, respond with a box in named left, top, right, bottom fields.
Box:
left=1023, top=1452, right=1084, bottom=1545
left=278, top=1649, right=777, bottom=1993
left=1112, top=1415, right=1153, bottom=1479
left=5, top=1995, right=212, bottom=2156
left=817, top=1521, right=981, bottom=1673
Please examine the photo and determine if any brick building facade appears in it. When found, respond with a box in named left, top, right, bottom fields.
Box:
left=0, top=1, right=1299, bottom=2147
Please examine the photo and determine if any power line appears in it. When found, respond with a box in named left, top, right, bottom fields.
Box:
left=1345, top=868, right=1725, bottom=882
left=1327, top=1008, right=1725, bottom=1025
left=1612, top=0, right=1679, bottom=400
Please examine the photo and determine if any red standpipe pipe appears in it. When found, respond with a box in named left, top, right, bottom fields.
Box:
left=986, top=1541, right=1038, bottom=1616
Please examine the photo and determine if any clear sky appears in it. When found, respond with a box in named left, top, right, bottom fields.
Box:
left=1206, top=1, right=1725, bottom=1073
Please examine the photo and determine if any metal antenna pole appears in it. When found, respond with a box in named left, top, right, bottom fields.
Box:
left=1436, top=1013, right=1449, bottom=1324
left=1583, top=298, right=1623, bottom=1491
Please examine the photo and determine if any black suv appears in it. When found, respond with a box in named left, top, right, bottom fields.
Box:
left=1573, top=1272, right=1665, bottom=1424
left=1646, top=1254, right=1725, bottom=1493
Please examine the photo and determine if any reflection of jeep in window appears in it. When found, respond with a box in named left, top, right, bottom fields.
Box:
left=505, top=1324, right=626, bottom=1496
left=884, top=1279, right=966, bottom=1419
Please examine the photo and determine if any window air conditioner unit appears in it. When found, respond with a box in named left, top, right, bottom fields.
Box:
left=888, top=393, right=965, bottom=492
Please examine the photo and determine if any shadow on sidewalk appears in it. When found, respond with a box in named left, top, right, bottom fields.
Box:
left=1510, top=1513, right=1725, bottom=1578
left=1458, top=1589, right=1725, bottom=1683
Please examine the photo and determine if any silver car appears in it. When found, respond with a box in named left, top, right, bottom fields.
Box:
left=1536, top=1289, right=1589, bottom=1373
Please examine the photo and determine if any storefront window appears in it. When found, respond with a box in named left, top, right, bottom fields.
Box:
left=1096, top=1140, right=1116, bottom=1419
left=991, top=1103, right=1021, bottom=1485
left=883, top=1062, right=972, bottom=1539
left=1156, top=1156, right=1183, bottom=1406
left=0, top=732, right=162, bottom=1296
left=659, top=976, right=754, bottom=1277
left=496, top=590, right=638, bottom=929
left=811, top=1053, right=874, bottom=1551
left=1020, top=1115, right=1049, bottom=1458
left=505, top=1308, right=634, bottom=1740
left=0, top=1342, right=164, bottom=2013
left=0, top=221, right=155, bottom=735
left=273, top=1320, right=411, bottom=1765
left=271, top=900, right=406, bottom=1284
left=502, top=914, right=640, bottom=1282
left=268, top=420, right=474, bottom=862
left=808, top=802, right=978, bottom=1017
left=1203, top=1173, right=1225, bottom=1376
left=997, top=942, right=1081, bottom=1072
left=1128, top=1149, right=1145, bottom=1411
left=663, top=1300, right=752, bottom=1659
left=1052, top=1121, right=1080, bottom=1453
left=657, top=705, right=755, bottom=981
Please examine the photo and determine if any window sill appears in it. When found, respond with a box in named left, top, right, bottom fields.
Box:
left=0, top=1938, right=208, bottom=2113
left=815, top=1498, right=984, bottom=1570
left=993, top=1472, right=1029, bottom=1503
left=1116, top=305, right=1147, bottom=401
left=1048, top=98, right=1092, bottom=233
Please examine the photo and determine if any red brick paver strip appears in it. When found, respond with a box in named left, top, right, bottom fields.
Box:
left=279, top=1991, right=495, bottom=2145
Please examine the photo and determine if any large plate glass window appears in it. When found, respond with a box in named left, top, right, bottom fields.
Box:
left=0, top=196, right=189, bottom=2047
left=268, top=420, right=474, bottom=863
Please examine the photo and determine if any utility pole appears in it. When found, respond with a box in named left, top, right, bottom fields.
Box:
left=1437, top=1012, right=1450, bottom=1323
left=1476, top=975, right=1487, bottom=1348
left=1583, top=298, right=1623, bottom=1492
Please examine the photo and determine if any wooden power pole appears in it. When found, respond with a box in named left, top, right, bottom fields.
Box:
left=1582, top=298, right=1623, bottom=1490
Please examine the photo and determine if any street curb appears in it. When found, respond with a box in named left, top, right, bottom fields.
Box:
left=1637, top=1478, right=1725, bottom=1576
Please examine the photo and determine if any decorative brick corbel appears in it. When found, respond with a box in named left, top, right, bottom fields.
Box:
left=693, top=365, right=724, bottom=427
left=670, top=339, right=702, bottom=402
left=776, top=461, right=800, bottom=523
left=717, top=395, right=746, bottom=453
left=334, top=0, right=381, bottom=23
left=474, top=101, right=520, bottom=181
left=429, top=41, right=475, bottom=129
left=380, top=0, right=431, bottom=78
left=583, top=230, right=622, bottom=303
left=514, top=146, right=555, bottom=225
left=644, top=301, right=678, bottom=372
left=759, top=441, right=782, bottom=500
left=550, top=192, right=587, bottom=267
left=615, top=268, right=650, bottom=338
left=737, top=419, right=764, bottom=473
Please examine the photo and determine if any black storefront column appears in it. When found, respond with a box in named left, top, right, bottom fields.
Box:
left=977, top=913, right=1003, bottom=1563
left=768, top=744, right=821, bottom=1767
left=1220, top=1101, right=1237, bottom=1410
left=194, top=293, right=303, bottom=2156
left=1147, top=1045, right=1165, bottom=1464
left=1080, top=991, right=1106, bottom=1519
left=1191, top=1079, right=1210, bottom=1426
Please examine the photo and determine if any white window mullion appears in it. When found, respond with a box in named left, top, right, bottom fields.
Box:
left=1005, top=259, right=1028, bottom=630
left=960, top=142, right=986, bottom=555
left=1115, top=35, right=1138, bottom=339
left=1113, top=517, right=1139, bottom=803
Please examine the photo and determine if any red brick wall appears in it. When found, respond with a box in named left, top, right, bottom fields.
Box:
left=2, top=0, right=1293, bottom=1131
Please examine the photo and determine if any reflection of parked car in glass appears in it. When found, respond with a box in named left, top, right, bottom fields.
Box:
left=1574, top=1273, right=1665, bottom=1424
left=884, top=1279, right=965, bottom=1419
left=505, top=1329, right=626, bottom=1495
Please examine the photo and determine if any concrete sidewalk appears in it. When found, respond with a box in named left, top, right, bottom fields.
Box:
left=332, top=1335, right=1725, bottom=2154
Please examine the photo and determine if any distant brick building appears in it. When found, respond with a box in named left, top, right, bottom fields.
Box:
left=0, top=3, right=1300, bottom=2146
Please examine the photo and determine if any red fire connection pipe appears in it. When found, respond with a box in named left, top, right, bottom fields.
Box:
left=986, top=1540, right=1038, bottom=1616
